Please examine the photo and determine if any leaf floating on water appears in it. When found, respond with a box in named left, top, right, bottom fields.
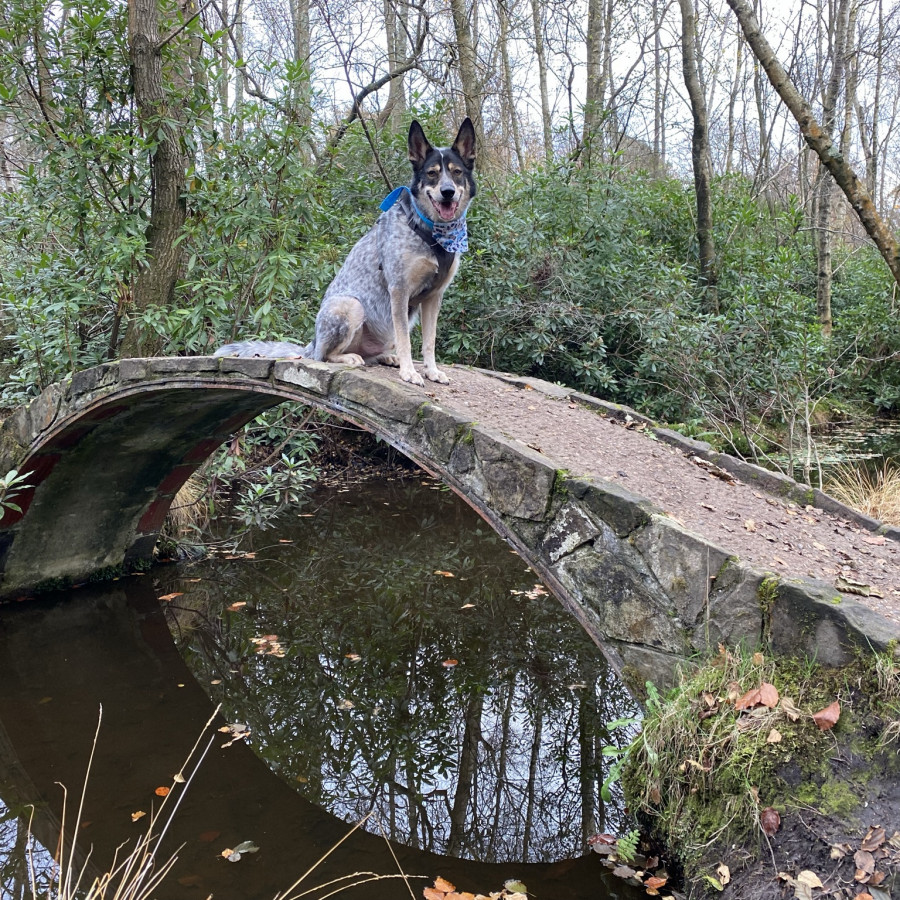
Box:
left=221, top=840, right=259, bottom=862
left=131, top=810, right=146, bottom=822
left=434, top=570, right=455, bottom=578
left=442, top=659, right=459, bottom=668
left=345, top=652, right=361, bottom=661
left=154, top=786, right=170, bottom=797
left=173, top=772, right=185, bottom=783
left=158, top=592, right=183, bottom=602
left=812, top=700, right=840, bottom=731
left=460, top=603, right=476, bottom=609
left=337, top=698, right=355, bottom=709
left=226, top=601, right=247, bottom=611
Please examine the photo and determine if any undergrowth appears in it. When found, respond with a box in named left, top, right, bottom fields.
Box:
left=826, top=461, right=900, bottom=526
left=611, top=644, right=900, bottom=889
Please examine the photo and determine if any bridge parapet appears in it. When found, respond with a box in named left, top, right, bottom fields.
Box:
left=0, top=357, right=896, bottom=692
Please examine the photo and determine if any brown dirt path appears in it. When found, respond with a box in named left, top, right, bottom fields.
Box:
left=409, top=365, right=900, bottom=629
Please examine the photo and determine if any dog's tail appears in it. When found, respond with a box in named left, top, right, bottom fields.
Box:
left=213, top=340, right=313, bottom=359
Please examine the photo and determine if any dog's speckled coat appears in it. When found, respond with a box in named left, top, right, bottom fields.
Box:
left=215, top=119, right=476, bottom=387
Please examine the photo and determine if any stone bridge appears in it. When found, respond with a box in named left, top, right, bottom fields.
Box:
left=0, top=356, right=897, bottom=691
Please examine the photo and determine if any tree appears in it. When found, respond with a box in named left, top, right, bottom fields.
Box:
left=678, top=0, right=718, bottom=311
left=122, top=0, right=192, bottom=357
left=725, top=0, right=900, bottom=296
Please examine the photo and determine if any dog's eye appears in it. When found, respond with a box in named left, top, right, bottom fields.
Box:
left=427, top=168, right=440, bottom=179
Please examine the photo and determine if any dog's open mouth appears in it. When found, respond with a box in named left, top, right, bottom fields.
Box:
left=433, top=198, right=459, bottom=221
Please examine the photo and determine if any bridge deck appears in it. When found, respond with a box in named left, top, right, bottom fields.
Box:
left=425, top=366, right=900, bottom=626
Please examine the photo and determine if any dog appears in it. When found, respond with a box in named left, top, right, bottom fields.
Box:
left=215, top=118, right=476, bottom=387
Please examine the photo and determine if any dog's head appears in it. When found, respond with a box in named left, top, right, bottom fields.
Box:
left=408, top=118, right=477, bottom=224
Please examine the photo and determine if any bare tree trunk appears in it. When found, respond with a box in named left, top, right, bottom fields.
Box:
left=382, top=0, right=408, bottom=130
left=582, top=0, right=604, bottom=160
left=725, top=34, right=742, bottom=174
left=289, top=0, right=311, bottom=125
left=725, top=0, right=900, bottom=291
left=521, top=702, right=543, bottom=863
left=678, top=0, right=718, bottom=311
left=449, top=0, right=484, bottom=148
left=813, top=0, right=851, bottom=336
left=123, top=0, right=190, bottom=357
left=447, top=693, right=483, bottom=857
left=497, top=0, right=524, bottom=169
left=530, top=0, right=553, bottom=162
left=652, top=0, right=663, bottom=175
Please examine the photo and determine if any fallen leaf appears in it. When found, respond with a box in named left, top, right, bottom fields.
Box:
left=503, top=881, right=528, bottom=894
left=752, top=652, right=766, bottom=665
left=781, top=697, right=802, bottom=721
left=131, top=810, right=146, bottom=822
left=703, top=875, right=724, bottom=892
left=434, top=570, right=455, bottom=578
left=158, top=592, right=183, bottom=602
left=717, top=864, right=731, bottom=885
left=460, top=603, right=476, bottom=609
left=797, top=870, right=824, bottom=889
left=812, top=701, right=840, bottom=731
left=860, top=826, right=886, bottom=852
left=442, top=659, right=459, bottom=668
left=760, top=806, right=781, bottom=836
left=767, top=728, right=783, bottom=743
left=226, top=601, right=246, bottom=611
left=612, top=865, right=638, bottom=880
left=862, top=535, right=887, bottom=546
left=830, top=843, right=852, bottom=859
left=854, top=850, right=875, bottom=876
left=173, top=773, right=185, bottom=783
left=645, top=876, right=668, bottom=890
left=154, top=786, right=170, bottom=797
left=759, top=682, right=780, bottom=708
left=735, top=688, right=762, bottom=710
left=434, top=877, right=457, bottom=893
left=744, top=519, right=757, bottom=532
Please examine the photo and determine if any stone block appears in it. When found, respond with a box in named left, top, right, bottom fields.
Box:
left=651, top=427, right=713, bottom=455
left=631, top=514, right=731, bottom=627
left=553, top=532, right=685, bottom=653
left=541, top=501, right=601, bottom=563
left=700, top=558, right=768, bottom=652
left=66, top=364, right=120, bottom=401
left=411, top=403, right=473, bottom=464
left=568, top=476, right=658, bottom=537
left=333, top=370, right=425, bottom=426
left=471, top=426, right=557, bottom=521
left=216, top=357, right=273, bottom=379
left=769, top=577, right=900, bottom=665
left=273, top=360, right=334, bottom=396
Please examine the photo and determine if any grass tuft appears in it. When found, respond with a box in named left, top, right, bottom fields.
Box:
left=825, top=461, right=900, bottom=526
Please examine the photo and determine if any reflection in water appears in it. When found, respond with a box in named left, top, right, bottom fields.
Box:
left=159, top=476, right=640, bottom=864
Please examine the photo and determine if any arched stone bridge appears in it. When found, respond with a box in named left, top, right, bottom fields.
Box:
left=0, top=356, right=897, bottom=690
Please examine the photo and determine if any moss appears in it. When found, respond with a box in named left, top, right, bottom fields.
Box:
left=616, top=645, right=894, bottom=889
left=457, top=424, right=476, bottom=444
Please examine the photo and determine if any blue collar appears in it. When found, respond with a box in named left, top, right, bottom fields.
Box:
left=380, top=186, right=469, bottom=254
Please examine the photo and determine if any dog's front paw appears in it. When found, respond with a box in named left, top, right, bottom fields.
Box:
left=424, top=367, right=450, bottom=385
left=400, top=366, right=425, bottom=387
left=376, top=354, right=400, bottom=367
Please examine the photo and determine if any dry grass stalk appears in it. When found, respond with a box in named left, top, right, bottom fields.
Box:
left=162, top=472, right=209, bottom=538
left=825, top=461, right=900, bottom=526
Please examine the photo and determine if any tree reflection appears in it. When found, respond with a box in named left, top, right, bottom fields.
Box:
left=162, top=477, right=640, bottom=863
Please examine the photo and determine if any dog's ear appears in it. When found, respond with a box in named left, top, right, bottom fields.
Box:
left=408, top=120, right=433, bottom=168
left=451, top=118, right=476, bottom=169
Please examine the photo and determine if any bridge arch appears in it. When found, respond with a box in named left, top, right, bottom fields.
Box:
left=0, top=356, right=894, bottom=691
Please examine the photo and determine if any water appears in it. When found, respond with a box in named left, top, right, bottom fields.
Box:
left=0, top=475, right=641, bottom=900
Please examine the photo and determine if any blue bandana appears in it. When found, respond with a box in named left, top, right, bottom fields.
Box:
left=380, top=186, right=469, bottom=254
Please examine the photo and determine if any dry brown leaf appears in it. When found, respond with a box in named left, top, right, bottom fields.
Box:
left=854, top=850, right=875, bottom=877
left=735, top=688, right=762, bottom=710
left=860, top=826, right=886, bottom=852
left=423, top=890, right=445, bottom=900
left=781, top=697, right=802, bottom=721
left=131, top=810, right=146, bottom=822
left=759, top=682, right=780, bottom=708
left=767, top=728, right=783, bottom=743
left=717, top=864, right=731, bottom=886
left=812, top=701, right=841, bottom=731
left=645, top=876, right=668, bottom=890
left=433, top=877, right=456, bottom=893
left=752, top=651, right=766, bottom=665
left=612, top=865, right=638, bottom=879
left=744, top=519, right=757, bottom=532
left=760, top=806, right=781, bottom=836
left=797, top=871, right=824, bottom=890
left=434, top=570, right=455, bottom=578
left=157, top=592, right=183, bottom=602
